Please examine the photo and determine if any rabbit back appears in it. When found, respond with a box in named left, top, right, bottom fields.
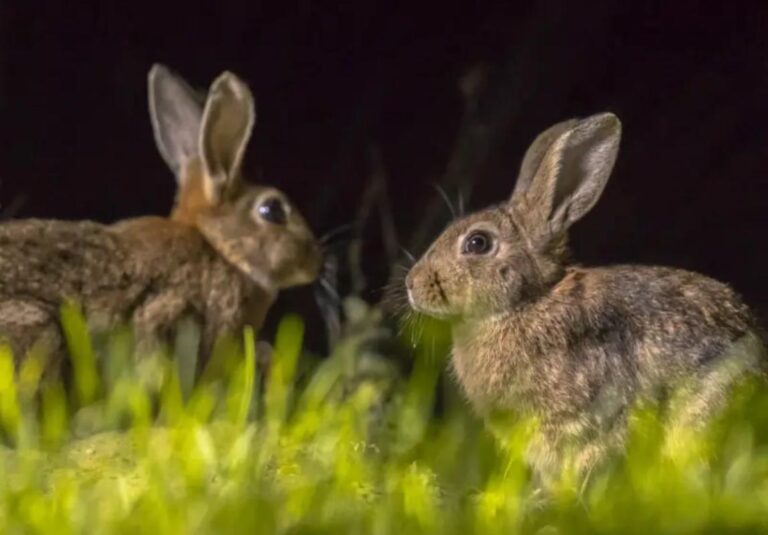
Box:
left=0, top=219, right=132, bottom=371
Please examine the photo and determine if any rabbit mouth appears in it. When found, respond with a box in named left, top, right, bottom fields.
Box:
left=279, top=264, right=320, bottom=287
left=407, top=284, right=455, bottom=320
left=409, top=300, right=455, bottom=320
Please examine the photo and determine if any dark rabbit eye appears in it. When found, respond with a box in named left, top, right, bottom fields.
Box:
left=462, top=231, right=493, bottom=255
left=258, top=197, right=287, bottom=224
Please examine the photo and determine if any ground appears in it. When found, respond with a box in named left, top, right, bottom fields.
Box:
left=0, top=304, right=767, bottom=534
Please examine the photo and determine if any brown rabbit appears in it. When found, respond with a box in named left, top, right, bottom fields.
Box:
left=0, top=64, right=321, bottom=376
left=405, top=112, right=766, bottom=483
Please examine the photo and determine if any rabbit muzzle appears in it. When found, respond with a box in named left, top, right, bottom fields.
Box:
left=405, top=263, right=456, bottom=319
left=277, top=238, right=322, bottom=288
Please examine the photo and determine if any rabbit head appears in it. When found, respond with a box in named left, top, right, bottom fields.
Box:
left=148, top=64, right=321, bottom=295
left=406, top=113, right=621, bottom=320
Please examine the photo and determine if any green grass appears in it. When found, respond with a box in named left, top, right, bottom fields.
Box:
left=0, top=299, right=767, bottom=534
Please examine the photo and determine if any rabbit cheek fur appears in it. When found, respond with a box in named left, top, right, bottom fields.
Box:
left=405, top=206, right=551, bottom=321
left=407, top=112, right=767, bottom=480
left=194, top=183, right=321, bottom=293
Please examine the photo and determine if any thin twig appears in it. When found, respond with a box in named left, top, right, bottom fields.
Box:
left=368, top=145, right=400, bottom=271
left=407, top=0, right=612, bottom=253
left=0, top=193, right=26, bottom=220
left=314, top=255, right=342, bottom=345
left=432, top=183, right=457, bottom=220
left=348, top=167, right=380, bottom=294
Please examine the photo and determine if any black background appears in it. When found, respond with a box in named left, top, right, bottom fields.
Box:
left=1, top=1, right=766, bottom=350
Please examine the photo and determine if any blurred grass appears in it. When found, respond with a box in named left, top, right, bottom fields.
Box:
left=0, top=298, right=766, bottom=533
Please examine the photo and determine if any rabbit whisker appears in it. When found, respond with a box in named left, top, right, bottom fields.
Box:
left=400, top=246, right=416, bottom=264
left=395, top=317, right=409, bottom=338
left=320, top=223, right=357, bottom=245
left=319, top=255, right=339, bottom=275
left=313, top=284, right=342, bottom=343
left=396, top=310, right=413, bottom=338
left=433, top=183, right=457, bottom=220
left=430, top=332, right=436, bottom=361
left=390, top=263, right=411, bottom=274
left=318, top=276, right=341, bottom=304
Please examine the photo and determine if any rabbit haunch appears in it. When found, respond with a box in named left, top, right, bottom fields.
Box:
left=0, top=65, right=320, bottom=371
left=406, top=112, right=766, bottom=480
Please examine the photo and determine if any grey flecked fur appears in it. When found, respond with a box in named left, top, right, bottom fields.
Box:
left=406, top=113, right=767, bottom=484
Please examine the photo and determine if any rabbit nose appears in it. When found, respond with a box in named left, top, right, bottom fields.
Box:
left=405, top=272, right=414, bottom=291
left=405, top=272, right=418, bottom=305
left=405, top=280, right=415, bottom=306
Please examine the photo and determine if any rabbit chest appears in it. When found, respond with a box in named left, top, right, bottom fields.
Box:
left=449, top=295, right=643, bottom=431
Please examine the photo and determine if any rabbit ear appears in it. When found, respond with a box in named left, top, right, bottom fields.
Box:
left=199, top=71, right=255, bottom=204
left=148, top=64, right=204, bottom=180
left=512, top=113, right=621, bottom=238
left=511, top=118, right=579, bottom=200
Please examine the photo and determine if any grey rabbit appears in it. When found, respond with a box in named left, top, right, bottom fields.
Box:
left=0, top=64, right=321, bottom=378
left=405, top=112, right=767, bottom=484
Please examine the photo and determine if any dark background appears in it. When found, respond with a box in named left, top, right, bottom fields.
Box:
left=1, top=1, right=766, bottom=350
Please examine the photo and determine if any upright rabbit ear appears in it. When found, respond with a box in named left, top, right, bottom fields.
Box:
left=511, top=113, right=621, bottom=238
left=148, top=64, right=204, bottom=181
left=199, top=71, right=255, bottom=205
left=511, top=118, right=579, bottom=199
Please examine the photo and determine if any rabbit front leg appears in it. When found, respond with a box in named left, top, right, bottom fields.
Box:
left=131, top=290, right=206, bottom=400
left=524, top=403, right=629, bottom=491
left=569, top=416, right=628, bottom=489
left=132, top=290, right=196, bottom=357
left=243, top=293, right=275, bottom=377
left=199, top=263, right=276, bottom=373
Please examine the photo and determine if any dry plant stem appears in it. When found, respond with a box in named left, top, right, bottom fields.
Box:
left=369, top=146, right=400, bottom=272
left=347, top=145, right=401, bottom=295
left=0, top=194, right=27, bottom=220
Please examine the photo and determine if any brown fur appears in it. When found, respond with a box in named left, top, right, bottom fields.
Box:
left=406, top=113, right=766, bottom=484
left=0, top=65, right=320, bottom=376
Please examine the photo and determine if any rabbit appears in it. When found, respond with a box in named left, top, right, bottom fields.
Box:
left=0, top=64, right=321, bottom=380
left=405, top=112, right=767, bottom=484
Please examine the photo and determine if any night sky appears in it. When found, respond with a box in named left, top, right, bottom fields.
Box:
left=1, top=1, right=767, bottom=348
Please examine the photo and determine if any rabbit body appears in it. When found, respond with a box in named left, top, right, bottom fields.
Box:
left=406, top=113, right=766, bottom=481
left=452, top=263, right=763, bottom=476
left=0, top=217, right=266, bottom=367
left=0, top=65, right=320, bottom=373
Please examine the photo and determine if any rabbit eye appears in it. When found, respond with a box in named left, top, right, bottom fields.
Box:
left=257, top=197, right=287, bottom=224
left=462, top=231, right=493, bottom=255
